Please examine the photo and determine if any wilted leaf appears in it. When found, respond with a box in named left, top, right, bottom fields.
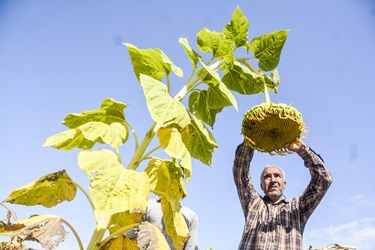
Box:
left=140, top=74, right=190, bottom=128
left=3, top=170, right=77, bottom=208
left=78, top=149, right=150, bottom=216
left=249, top=30, right=289, bottom=71
left=224, top=5, right=249, bottom=48
left=0, top=221, right=25, bottom=233
left=13, top=215, right=67, bottom=250
left=137, top=222, right=171, bottom=250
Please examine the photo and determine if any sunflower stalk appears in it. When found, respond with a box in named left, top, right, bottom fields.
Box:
left=263, top=82, right=271, bottom=105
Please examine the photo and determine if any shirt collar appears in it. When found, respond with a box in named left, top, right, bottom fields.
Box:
left=263, top=195, right=287, bottom=205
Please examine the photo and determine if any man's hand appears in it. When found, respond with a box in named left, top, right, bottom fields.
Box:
left=284, top=138, right=307, bottom=153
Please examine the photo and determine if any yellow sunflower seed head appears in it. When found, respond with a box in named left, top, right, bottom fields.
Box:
left=241, top=102, right=307, bottom=155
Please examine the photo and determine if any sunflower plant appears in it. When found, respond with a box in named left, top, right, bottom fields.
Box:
left=1, top=6, right=291, bottom=250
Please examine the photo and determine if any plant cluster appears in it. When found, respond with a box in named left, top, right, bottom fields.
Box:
left=1, top=6, right=291, bottom=250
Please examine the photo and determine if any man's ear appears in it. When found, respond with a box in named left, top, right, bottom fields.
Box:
left=260, top=181, right=264, bottom=191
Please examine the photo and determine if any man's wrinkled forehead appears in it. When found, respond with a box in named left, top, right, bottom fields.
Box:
left=263, top=166, right=283, bottom=176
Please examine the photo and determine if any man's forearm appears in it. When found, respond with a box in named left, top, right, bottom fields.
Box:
left=233, top=141, right=256, bottom=216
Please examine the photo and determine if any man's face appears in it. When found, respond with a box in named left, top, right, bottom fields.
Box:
left=261, top=166, right=286, bottom=203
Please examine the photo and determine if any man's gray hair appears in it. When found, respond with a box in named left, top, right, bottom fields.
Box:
left=260, top=164, right=286, bottom=183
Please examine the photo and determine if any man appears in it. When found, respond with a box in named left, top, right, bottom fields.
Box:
left=233, top=138, right=333, bottom=249
left=144, top=198, right=199, bottom=250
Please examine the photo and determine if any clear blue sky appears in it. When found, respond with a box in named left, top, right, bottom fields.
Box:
left=1, top=0, right=375, bottom=249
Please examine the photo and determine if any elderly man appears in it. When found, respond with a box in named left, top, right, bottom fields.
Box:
left=233, top=138, right=333, bottom=249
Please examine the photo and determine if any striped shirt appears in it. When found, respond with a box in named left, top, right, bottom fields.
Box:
left=233, top=141, right=333, bottom=250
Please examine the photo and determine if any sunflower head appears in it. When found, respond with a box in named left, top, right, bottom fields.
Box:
left=241, top=102, right=306, bottom=155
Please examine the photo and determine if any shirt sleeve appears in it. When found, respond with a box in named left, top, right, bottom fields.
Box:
left=233, top=140, right=259, bottom=218
left=297, top=146, right=333, bottom=223
left=182, top=207, right=199, bottom=250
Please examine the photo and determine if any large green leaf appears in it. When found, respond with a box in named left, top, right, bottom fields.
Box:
left=224, top=5, right=249, bottom=48
left=3, top=170, right=76, bottom=208
left=140, top=74, right=190, bottom=128
left=44, top=98, right=129, bottom=150
left=125, top=43, right=182, bottom=81
left=160, top=50, right=183, bottom=78
left=43, top=129, right=95, bottom=151
left=249, top=30, right=289, bottom=71
left=145, top=158, right=172, bottom=197
left=63, top=98, right=127, bottom=129
left=221, top=63, right=264, bottom=95
left=108, top=211, right=143, bottom=234
left=145, top=158, right=186, bottom=199
left=99, top=235, right=139, bottom=250
left=156, top=127, right=192, bottom=180
left=79, top=122, right=128, bottom=148
left=181, top=115, right=218, bottom=166
left=188, top=90, right=220, bottom=127
left=43, top=122, right=128, bottom=150
left=78, top=149, right=150, bottom=216
left=199, top=59, right=238, bottom=110
left=179, top=37, right=201, bottom=67
left=196, top=28, right=232, bottom=58
left=160, top=198, right=189, bottom=250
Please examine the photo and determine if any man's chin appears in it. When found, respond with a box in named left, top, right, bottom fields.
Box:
left=268, top=192, right=282, bottom=200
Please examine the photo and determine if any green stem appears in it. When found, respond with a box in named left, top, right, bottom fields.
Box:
left=87, top=214, right=111, bottom=250
left=74, top=182, right=98, bottom=224
left=127, top=123, right=157, bottom=170
left=124, top=120, right=139, bottom=149
left=59, top=217, right=84, bottom=250
left=174, top=60, right=220, bottom=101
left=115, top=147, right=121, bottom=163
left=166, top=75, right=171, bottom=93
left=174, top=75, right=200, bottom=101
left=141, top=145, right=162, bottom=161
left=237, top=58, right=258, bottom=73
left=98, top=223, right=139, bottom=248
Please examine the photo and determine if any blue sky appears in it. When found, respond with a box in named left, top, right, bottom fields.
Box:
left=1, top=0, right=375, bottom=249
